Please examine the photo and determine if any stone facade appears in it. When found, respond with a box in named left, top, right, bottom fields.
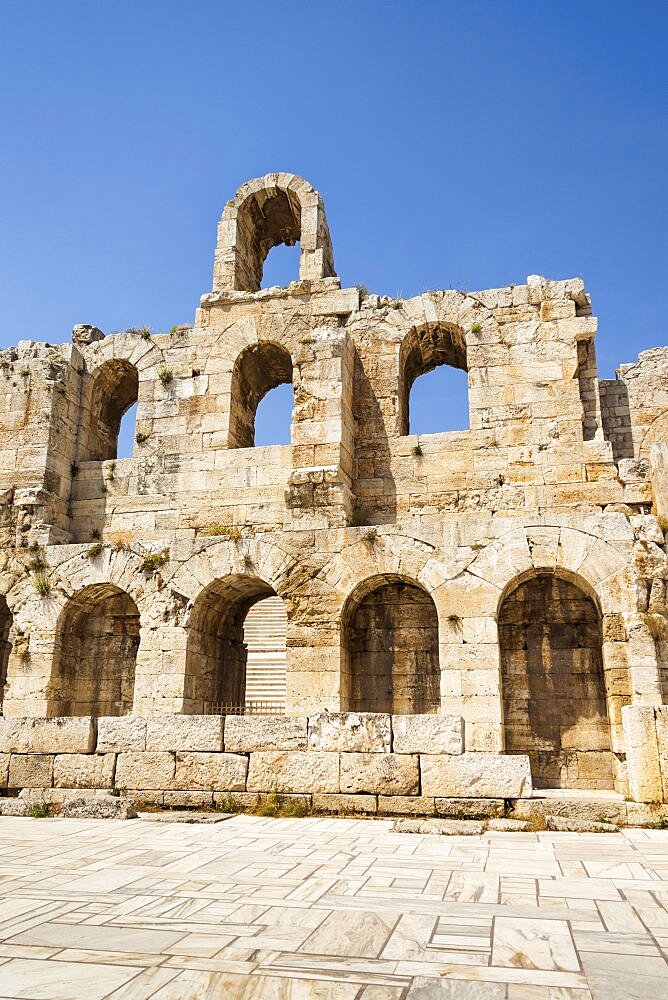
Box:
left=1, top=172, right=668, bottom=805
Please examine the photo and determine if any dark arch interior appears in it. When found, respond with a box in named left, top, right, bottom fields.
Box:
left=343, top=577, right=440, bottom=714
left=228, top=342, right=293, bottom=448
left=184, top=575, right=283, bottom=714
left=48, top=584, right=139, bottom=717
left=499, top=573, right=613, bottom=789
left=0, top=595, right=11, bottom=708
left=84, top=359, right=139, bottom=462
left=235, top=189, right=302, bottom=292
left=400, top=324, right=468, bottom=435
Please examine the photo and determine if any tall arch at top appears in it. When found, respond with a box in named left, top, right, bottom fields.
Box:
left=213, top=173, right=336, bottom=292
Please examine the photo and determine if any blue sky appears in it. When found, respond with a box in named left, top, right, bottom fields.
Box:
left=0, top=1, right=666, bottom=453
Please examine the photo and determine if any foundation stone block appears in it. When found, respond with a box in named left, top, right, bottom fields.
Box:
left=247, top=751, right=339, bottom=793
left=312, top=793, right=377, bottom=814
left=173, top=752, right=247, bottom=791
left=224, top=715, right=307, bottom=752
left=622, top=705, right=662, bottom=803
left=378, top=795, right=436, bottom=816
left=308, top=712, right=391, bottom=752
left=8, top=753, right=54, bottom=788
left=420, top=753, right=532, bottom=798
left=53, top=753, right=116, bottom=789
left=435, top=797, right=505, bottom=819
left=97, top=717, right=147, bottom=753
left=340, top=752, right=419, bottom=795
left=0, top=753, right=8, bottom=787
left=115, top=752, right=175, bottom=790
left=0, top=717, right=95, bottom=754
left=392, top=715, right=464, bottom=754
left=146, top=716, right=224, bottom=752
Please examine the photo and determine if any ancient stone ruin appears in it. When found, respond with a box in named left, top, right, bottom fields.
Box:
left=1, top=172, right=668, bottom=817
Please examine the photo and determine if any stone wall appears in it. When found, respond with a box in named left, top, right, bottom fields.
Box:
left=1, top=173, right=668, bottom=804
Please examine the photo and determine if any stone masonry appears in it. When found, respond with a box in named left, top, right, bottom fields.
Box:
left=1, top=172, right=668, bottom=808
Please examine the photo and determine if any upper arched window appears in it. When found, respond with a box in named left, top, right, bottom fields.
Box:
left=229, top=343, right=293, bottom=448
left=82, top=359, right=139, bottom=461
left=399, top=324, right=469, bottom=435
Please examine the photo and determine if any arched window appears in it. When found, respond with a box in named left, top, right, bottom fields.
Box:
left=498, top=572, right=613, bottom=789
left=82, top=360, right=139, bottom=461
left=399, top=324, right=469, bottom=435
left=229, top=343, right=293, bottom=448
left=0, top=595, right=12, bottom=710
left=342, top=576, right=440, bottom=714
left=184, top=575, right=287, bottom=714
left=49, top=584, right=139, bottom=717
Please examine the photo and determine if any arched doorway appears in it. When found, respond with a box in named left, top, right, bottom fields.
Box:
left=498, top=573, right=613, bottom=789
left=185, top=575, right=287, bottom=714
left=342, top=577, right=440, bottom=714
left=48, top=584, right=140, bottom=716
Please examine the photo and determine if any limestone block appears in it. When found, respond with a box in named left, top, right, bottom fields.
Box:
left=393, top=818, right=484, bottom=835
left=61, top=794, right=137, bottom=820
left=312, top=793, right=377, bottom=815
left=115, top=752, right=175, bottom=790
left=340, top=753, right=419, bottom=795
left=0, top=753, right=8, bottom=787
left=392, top=715, right=463, bottom=755
left=8, top=754, right=54, bottom=788
left=377, top=795, right=435, bottom=816
left=420, top=754, right=532, bottom=798
left=655, top=707, right=668, bottom=802
left=308, top=713, right=391, bottom=753
left=247, top=751, right=339, bottom=793
left=435, top=797, right=505, bottom=819
left=622, top=705, right=663, bottom=803
left=164, top=790, right=214, bottom=809
left=97, top=717, right=147, bottom=753
left=224, top=716, right=307, bottom=752
left=0, top=717, right=95, bottom=754
left=146, top=715, right=224, bottom=752
left=173, top=752, right=247, bottom=791
left=53, top=754, right=116, bottom=789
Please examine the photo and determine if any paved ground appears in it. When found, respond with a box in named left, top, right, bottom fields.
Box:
left=0, top=815, right=667, bottom=999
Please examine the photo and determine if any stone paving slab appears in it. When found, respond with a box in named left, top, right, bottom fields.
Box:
left=0, top=815, right=667, bottom=998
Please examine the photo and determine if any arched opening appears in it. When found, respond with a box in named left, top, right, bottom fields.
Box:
left=399, top=323, right=468, bottom=435
left=184, top=575, right=287, bottom=714
left=82, top=359, right=139, bottom=461
left=342, top=576, right=440, bottom=714
left=228, top=342, right=293, bottom=448
left=0, top=595, right=12, bottom=711
left=261, top=241, right=301, bottom=289
left=498, top=573, right=613, bottom=789
left=233, top=187, right=301, bottom=291
left=48, top=584, right=140, bottom=717
left=117, top=401, right=138, bottom=459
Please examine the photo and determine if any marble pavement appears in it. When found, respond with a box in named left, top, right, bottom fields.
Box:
left=0, top=814, right=667, bottom=998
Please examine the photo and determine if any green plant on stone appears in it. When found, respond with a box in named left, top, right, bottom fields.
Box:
left=356, top=284, right=370, bottom=301
left=135, top=430, right=149, bottom=444
left=140, top=548, right=169, bottom=574
left=86, top=543, right=105, bottom=559
left=363, top=528, right=378, bottom=545
left=412, top=443, right=423, bottom=457
left=216, top=794, right=246, bottom=814
left=26, top=800, right=50, bottom=818
left=32, top=571, right=51, bottom=597
left=158, top=365, right=174, bottom=385
left=470, top=322, right=482, bottom=334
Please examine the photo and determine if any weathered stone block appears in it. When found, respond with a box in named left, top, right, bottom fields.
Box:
left=312, top=793, right=377, bottom=815
left=8, top=753, right=54, bottom=788
left=393, top=818, right=484, bottom=835
left=53, top=753, right=116, bottom=789
left=97, top=717, right=147, bottom=753
left=0, top=752, right=8, bottom=787
left=163, top=790, right=214, bottom=809
left=378, top=795, right=435, bottom=816
left=0, top=718, right=95, bottom=754
left=308, top=712, right=391, bottom=752
left=224, top=715, right=307, bottom=752
left=392, top=715, right=463, bottom=754
left=435, top=797, right=505, bottom=819
left=146, top=716, right=224, bottom=752
left=247, top=751, right=339, bottom=793
left=340, top=753, right=419, bottom=795
left=622, top=705, right=662, bottom=803
left=420, top=754, right=532, bottom=798
left=173, top=752, right=247, bottom=791
left=61, top=794, right=137, bottom=820
left=115, top=752, right=175, bottom=790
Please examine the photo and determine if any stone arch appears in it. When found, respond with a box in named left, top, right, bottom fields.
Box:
left=213, top=173, right=336, bottom=292
left=184, top=574, right=286, bottom=714
left=498, top=568, right=613, bottom=789
left=399, top=322, right=468, bottom=435
left=76, top=332, right=165, bottom=463
left=228, top=341, right=294, bottom=448
left=0, top=594, right=12, bottom=710
left=341, top=573, right=440, bottom=714
left=48, top=583, right=140, bottom=717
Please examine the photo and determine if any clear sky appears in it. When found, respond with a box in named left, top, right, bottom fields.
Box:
left=0, top=1, right=666, bottom=453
